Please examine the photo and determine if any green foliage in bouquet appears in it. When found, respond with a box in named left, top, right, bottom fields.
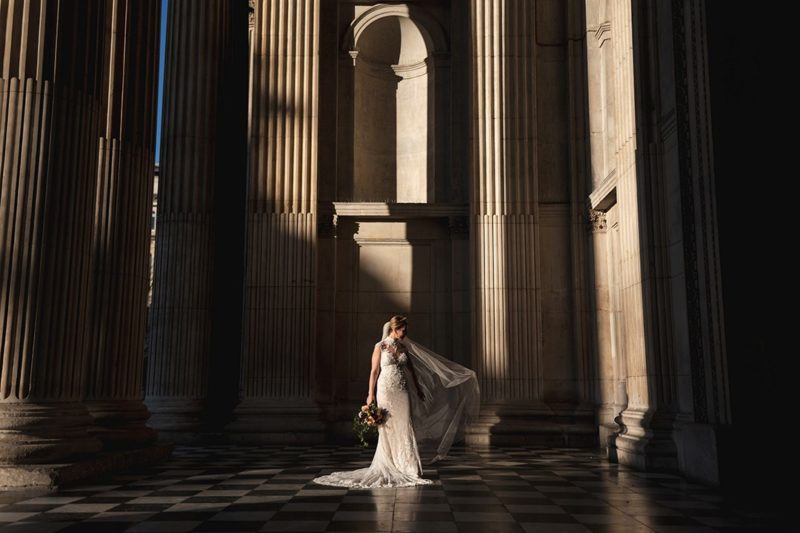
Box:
left=353, top=402, right=389, bottom=448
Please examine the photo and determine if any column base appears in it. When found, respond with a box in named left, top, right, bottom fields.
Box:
left=465, top=401, right=598, bottom=447
left=599, top=421, right=620, bottom=455
left=596, top=404, right=623, bottom=457
left=227, top=399, right=325, bottom=444
left=85, top=400, right=158, bottom=450
left=0, top=402, right=102, bottom=464
left=143, top=398, right=204, bottom=443
left=0, top=443, right=173, bottom=489
left=609, top=407, right=680, bottom=472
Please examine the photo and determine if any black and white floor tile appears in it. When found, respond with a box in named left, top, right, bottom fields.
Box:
left=0, top=445, right=782, bottom=532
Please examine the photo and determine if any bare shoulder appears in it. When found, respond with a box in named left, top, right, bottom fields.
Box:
left=371, top=343, right=382, bottom=365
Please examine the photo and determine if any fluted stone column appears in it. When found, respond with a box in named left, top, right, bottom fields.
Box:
left=229, top=0, right=323, bottom=442
left=0, top=0, right=106, bottom=465
left=467, top=0, right=595, bottom=445
left=469, top=0, right=547, bottom=444
left=470, top=0, right=540, bottom=405
left=146, top=0, right=248, bottom=439
left=470, top=0, right=538, bottom=424
left=84, top=0, right=161, bottom=450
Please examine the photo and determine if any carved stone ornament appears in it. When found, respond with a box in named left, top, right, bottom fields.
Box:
left=589, top=209, right=607, bottom=232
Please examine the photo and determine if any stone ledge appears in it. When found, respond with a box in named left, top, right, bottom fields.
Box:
left=465, top=403, right=599, bottom=447
left=331, top=202, right=469, bottom=218
left=589, top=170, right=617, bottom=210
left=227, top=400, right=326, bottom=445
left=0, top=443, right=173, bottom=490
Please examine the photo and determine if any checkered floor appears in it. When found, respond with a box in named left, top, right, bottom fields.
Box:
left=0, top=444, right=782, bottom=532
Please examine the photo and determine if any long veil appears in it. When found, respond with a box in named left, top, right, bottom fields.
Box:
left=382, top=322, right=480, bottom=464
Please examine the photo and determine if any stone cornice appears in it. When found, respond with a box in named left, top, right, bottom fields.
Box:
left=588, top=169, right=617, bottom=210
left=328, top=201, right=468, bottom=219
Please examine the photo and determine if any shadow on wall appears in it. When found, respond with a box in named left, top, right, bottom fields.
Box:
left=318, top=216, right=463, bottom=445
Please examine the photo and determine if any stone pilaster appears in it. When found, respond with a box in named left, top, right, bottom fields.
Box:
left=606, top=0, right=728, bottom=483
left=230, top=0, right=323, bottom=442
left=600, top=0, right=662, bottom=468
left=666, top=0, right=730, bottom=485
left=587, top=206, right=621, bottom=449
left=84, top=0, right=161, bottom=450
left=0, top=0, right=106, bottom=464
left=146, top=0, right=247, bottom=439
left=598, top=0, right=695, bottom=473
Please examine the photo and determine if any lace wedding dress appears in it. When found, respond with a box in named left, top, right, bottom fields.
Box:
left=313, top=335, right=435, bottom=488
left=313, top=321, right=480, bottom=489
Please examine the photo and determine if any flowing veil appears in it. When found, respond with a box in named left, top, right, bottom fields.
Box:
left=381, top=322, right=480, bottom=464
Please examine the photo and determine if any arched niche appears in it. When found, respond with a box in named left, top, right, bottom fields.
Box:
left=339, top=4, right=448, bottom=203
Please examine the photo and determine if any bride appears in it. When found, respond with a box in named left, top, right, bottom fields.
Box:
left=313, top=315, right=480, bottom=488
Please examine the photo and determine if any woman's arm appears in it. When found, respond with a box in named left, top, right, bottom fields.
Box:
left=406, top=355, right=425, bottom=401
left=366, top=344, right=381, bottom=405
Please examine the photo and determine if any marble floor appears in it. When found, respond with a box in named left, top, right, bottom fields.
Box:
left=0, top=444, right=782, bottom=532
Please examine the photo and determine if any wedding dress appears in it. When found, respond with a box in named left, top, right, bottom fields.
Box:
left=313, top=323, right=480, bottom=489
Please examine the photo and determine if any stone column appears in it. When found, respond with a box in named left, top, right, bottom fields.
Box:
left=607, top=0, right=729, bottom=482
left=84, top=0, right=161, bottom=450
left=470, top=0, right=542, bottom=436
left=469, top=0, right=545, bottom=443
left=230, top=0, right=323, bottom=442
left=146, top=0, right=247, bottom=439
left=0, top=0, right=106, bottom=464
left=470, top=0, right=540, bottom=405
left=601, top=0, right=661, bottom=468
left=600, top=0, right=691, bottom=472
left=588, top=209, right=619, bottom=445
left=468, top=0, right=595, bottom=446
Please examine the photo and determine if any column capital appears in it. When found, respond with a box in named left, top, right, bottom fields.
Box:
left=589, top=209, right=608, bottom=232
left=249, top=0, right=255, bottom=31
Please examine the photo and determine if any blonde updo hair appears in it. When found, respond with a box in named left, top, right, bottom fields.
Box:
left=389, top=315, right=408, bottom=332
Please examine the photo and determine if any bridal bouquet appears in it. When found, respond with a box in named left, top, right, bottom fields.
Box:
left=353, top=403, right=388, bottom=448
